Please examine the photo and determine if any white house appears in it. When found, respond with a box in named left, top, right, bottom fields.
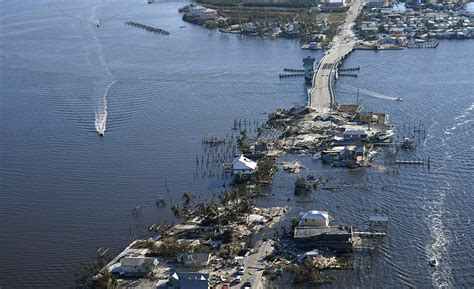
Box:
left=186, top=6, right=217, bottom=20
left=299, top=210, right=332, bottom=227
left=111, top=256, right=158, bottom=277
left=232, top=155, right=257, bottom=175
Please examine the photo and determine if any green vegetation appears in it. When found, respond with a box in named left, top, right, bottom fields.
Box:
left=75, top=254, right=116, bottom=289
left=170, top=188, right=254, bottom=226
left=197, top=0, right=318, bottom=8
left=254, top=158, right=277, bottom=182
left=294, top=177, right=312, bottom=195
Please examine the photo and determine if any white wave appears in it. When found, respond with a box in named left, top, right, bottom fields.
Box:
left=425, top=180, right=454, bottom=289
left=91, top=0, right=116, bottom=136
left=447, top=102, right=474, bottom=133
left=339, top=84, right=400, bottom=101
left=358, top=87, right=399, bottom=101
left=95, top=79, right=116, bottom=135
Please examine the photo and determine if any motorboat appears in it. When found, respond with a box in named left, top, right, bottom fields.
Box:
left=429, top=259, right=438, bottom=267
left=396, top=97, right=403, bottom=101
left=377, top=130, right=393, bottom=142
left=401, top=137, right=416, bottom=149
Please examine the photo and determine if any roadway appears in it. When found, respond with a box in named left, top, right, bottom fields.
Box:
left=309, top=0, right=364, bottom=112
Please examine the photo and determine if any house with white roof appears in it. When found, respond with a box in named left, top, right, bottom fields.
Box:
left=299, top=210, right=333, bottom=227
left=110, top=256, right=158, bottom=277
left=186, top=5, right=217, bottom=20
left=232, top=155, right=257, bottom=175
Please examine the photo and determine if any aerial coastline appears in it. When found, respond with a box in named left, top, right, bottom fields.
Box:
left=78, top=0, right=471, bottom=288
left=1, top=0, right=473, bottom=288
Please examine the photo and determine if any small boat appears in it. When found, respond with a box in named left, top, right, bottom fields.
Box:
left=396, top=97, right=403, bottom=101
left=179, top=25, right=186, bottom=29
left=429, top=259, right=438, bottom=267
left=377, top=131, right=393, bottom=142
left=96, top=20, right=101, bottom=27
left=401, top=137, right=416, bottom=149
left=99, top=132, right=104, bottom=136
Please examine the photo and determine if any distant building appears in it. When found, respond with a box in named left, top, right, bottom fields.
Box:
left=110, top=256, right=158, bottom=277
left=170, top=272, right=210, bottom=289
left=232, top=155, right=257, bottom=175
left=366, top=0, right=385, bottom=7
left=303, top=56, right=316, bottom=85
left=299, top=210, right=332, bottom=227
left=286, top=25, right=300, bottom=38
left=287, top=105, right=309, bottom=118
left=186, top=5, right=217, bottom=20
left=294, top=210, right=354, bottom=252
left=243, top=23, right=257, bottom=33
left=329, top=0, right=344, bottom=7
left=342, top=130, right=369, bottom=142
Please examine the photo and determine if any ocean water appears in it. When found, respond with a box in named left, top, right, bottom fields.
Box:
left=1, top=0, right=473, bottom=288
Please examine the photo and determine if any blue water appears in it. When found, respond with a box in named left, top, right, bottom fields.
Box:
left=1, top=0, right=473, bottom=288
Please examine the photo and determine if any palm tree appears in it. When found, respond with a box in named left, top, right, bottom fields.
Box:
left=171, top=204, right=181, bottom=221
left=182, top=192, right=194, bottom=217
left=195, top=202, right=207, bottom=217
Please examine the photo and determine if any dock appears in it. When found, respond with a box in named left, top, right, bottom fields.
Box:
left=308, top=0, right=363, bottom=113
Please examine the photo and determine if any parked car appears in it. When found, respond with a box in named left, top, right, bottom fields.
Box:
left=233, top=275, right=242, bottom=283
left=237, top=265, right=246, bottom=275
left=241, top=281, right=252, bottom=289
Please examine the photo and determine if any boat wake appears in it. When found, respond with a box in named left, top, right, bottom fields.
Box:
left=424, top=103, right=473, bottom=288
left=90, top=0, right=116, bottom=136
left=358, top=87, right=400, bottom=101
left=425, top=180, right=453, bottom=288
left=339, top=84, right=401, bottom=101
left=95, top=79, right=116, bottom=135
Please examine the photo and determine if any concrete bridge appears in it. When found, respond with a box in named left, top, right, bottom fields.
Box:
left=308, top=0, right=363, bottom=112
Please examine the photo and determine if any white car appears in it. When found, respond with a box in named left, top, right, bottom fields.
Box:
left=237, top=265, right=246, bottom=275
left=233, top=275, right=242, bottom=283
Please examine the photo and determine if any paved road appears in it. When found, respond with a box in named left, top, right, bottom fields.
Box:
left=232, top=240, right=272, bottom=289
left=309, top=0, right=364, bottom=112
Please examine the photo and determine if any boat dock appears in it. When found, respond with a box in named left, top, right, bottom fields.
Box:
left=308, top=0, right=363, bottom=113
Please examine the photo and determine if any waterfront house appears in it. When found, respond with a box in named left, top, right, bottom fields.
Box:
left=177, top=252, right=210, bottom=268
left=243, top=23, right=257, bottom=33
left=299, top=210, right=333, bottom=227
left=170, top=272, right=210, bottom=289
left=232, top=155, right=257, bottom=175
left=287, top=105, right=309, bottom=118
left=111, top=256, right=158, bottom=277
left=342, top=129, right=368, bottom=142
left=286, top=24, right=300, bottom=38
left=294, top=210, right=354, bottom=252
left=186, top=5, right=217, bottom=20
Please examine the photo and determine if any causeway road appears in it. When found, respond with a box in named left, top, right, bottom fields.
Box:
left=309, top=0, right=364, bottom=112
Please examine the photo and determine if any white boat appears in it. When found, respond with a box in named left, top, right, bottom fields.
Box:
left=377, top=131, right=393, bottom=142
left=302, top=42, right=322, bottom=50
left=401, top=137, right=416, bottom=149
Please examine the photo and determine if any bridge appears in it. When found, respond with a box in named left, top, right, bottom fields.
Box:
left=308, top=0, right=363, bottom=112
